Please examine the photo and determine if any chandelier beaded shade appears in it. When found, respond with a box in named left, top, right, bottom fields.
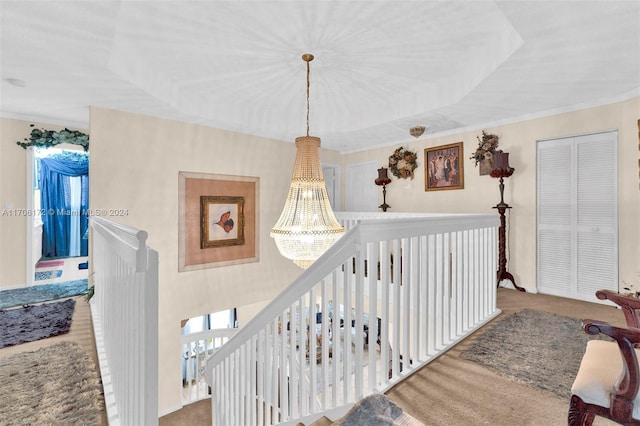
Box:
left=270, top=53, right=344, bottom=269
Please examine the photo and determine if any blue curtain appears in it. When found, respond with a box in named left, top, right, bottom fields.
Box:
left=39, top=152, right=89, bottom=258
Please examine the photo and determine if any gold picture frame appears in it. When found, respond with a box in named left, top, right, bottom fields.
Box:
left=424, top=142, right=464, bottom=191
left=200, top=196, right=245, bottom=249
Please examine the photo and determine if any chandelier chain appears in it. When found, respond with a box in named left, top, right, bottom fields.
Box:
left=306, top=57, right=310, bottom=137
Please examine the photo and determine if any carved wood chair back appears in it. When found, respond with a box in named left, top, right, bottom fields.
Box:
left=569, top=290, right=640, bottom=425
left=596, top=289, right=640, bottom=329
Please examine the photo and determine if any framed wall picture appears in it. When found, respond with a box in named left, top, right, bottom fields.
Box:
left=424, top=142, right=464, bottom=191
left=200, top=196, right=245, bottom=248
left=179, top=172, right=259, bottom=271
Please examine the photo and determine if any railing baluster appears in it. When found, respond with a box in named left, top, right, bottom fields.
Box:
left=380, top=240, right=391, bottom=386
left=309, top=292, right=316, bottom=413
left=353, top=247, right=363, bottom=400
left=250, top=336, right=257, bottom=426
left=417, top=235, right=427, bottom=360
left=271, top=319, right=279, bottom=422
left=452, top=231, right=462, bottom=338
left=290, top=303, right=298, bottom=420
left=332, top=270, right=341, bottom=406
left=392, top=237, right=402, bottom=378
left=402, top=237, right=411, bottom=369
left=240, top=343, right=247, bottom=426
left=410, top=236, right=420, bottom=363
left=262, top=327, right=270, bottom=425
left=367, top=241, right=378, bottom=391
left=443, top=232, right=451, bottom=346
left=342, top=259, right=352, bottom=403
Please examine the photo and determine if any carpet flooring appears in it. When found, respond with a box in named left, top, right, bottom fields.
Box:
left=0, top=279, right=87, bottom=309
left=0, top=341, right=104, bottom=425
left=1, top=288, right=617, bottom=426
left=459, top=309, right=609, bottom=399
left=0, top=299, right=76, bottom=348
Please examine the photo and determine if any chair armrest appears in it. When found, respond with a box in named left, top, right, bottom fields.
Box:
left=596, top=290, right=640, bottom=328
left=582, top=319, right=640, bottom=404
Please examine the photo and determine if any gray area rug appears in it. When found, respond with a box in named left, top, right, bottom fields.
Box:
left=459, top=309, right=609, bottom=399
left=0, top=341, right=104, bottom=425
left=0, top=298, right=75, bottom=348
left=0, top=279, right=88, bottom=309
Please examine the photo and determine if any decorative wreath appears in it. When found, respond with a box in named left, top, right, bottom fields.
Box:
left=388, top=146, right=418, bottom=180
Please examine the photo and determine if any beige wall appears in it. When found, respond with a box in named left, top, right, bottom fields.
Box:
left=343, top=96, right=640, bottom=293
left=0, top=118, right=28, bottom=287
left=88, top=107, right=342, bottom=414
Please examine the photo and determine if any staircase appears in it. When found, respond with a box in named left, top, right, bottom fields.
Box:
left=205, top=212, right=501, bottom=426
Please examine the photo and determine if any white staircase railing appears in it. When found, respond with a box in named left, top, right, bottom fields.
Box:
left=182, top=328, right=238, bottom=404
left=90, top=217, right=159, bottom=426
left=205, top=213, right=501, bottom=426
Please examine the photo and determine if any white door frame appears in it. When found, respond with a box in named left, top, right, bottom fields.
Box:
left=25, top=147, right=35, bottom=286
left=322, top=162, right=341, bottom=211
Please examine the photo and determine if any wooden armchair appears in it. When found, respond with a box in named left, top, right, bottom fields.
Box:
left=596, top=289, right=640, bottom=328
left=569, top=319, right=640, bottom=425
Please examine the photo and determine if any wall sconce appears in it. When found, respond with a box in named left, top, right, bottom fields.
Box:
left=490, top=151, right=524, bottom=291
left=375, top=167, right=392, bottom=212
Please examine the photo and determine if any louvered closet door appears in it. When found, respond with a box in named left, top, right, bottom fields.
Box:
left=537, top=139, right=574, bottom=297
left=537, top=131, right=618, bottom=303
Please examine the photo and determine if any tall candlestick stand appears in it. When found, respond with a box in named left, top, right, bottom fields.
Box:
left=375, top=167, right=392, bottom=212
left=490, top=152, right=525, bottom=292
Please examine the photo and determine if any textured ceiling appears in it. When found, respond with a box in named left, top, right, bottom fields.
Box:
left=1, top=1, right=639, bottom=153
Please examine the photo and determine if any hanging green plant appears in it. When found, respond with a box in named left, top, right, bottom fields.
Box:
left=16, top=124, right=89, bottom=151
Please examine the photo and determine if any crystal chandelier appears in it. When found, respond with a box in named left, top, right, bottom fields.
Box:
left=270, top=53, right=345, bottom=269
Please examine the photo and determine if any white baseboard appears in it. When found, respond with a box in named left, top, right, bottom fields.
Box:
left=158, top=403, right=186, bottom=419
